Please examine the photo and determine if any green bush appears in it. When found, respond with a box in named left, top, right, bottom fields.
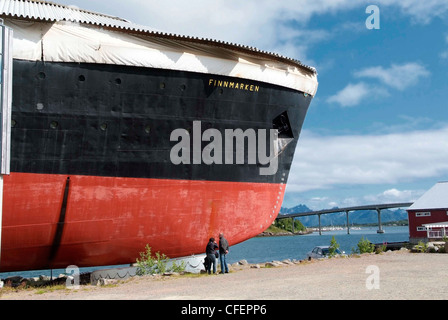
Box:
left=328, top=236, right=340, bottom=257
left=273, top=218, right=306, bottom=233
left=135, top=245, right=186, bottom=275
left=414, top=241, right=428, bottom=253
left=375, top=243, right=387, bottom=254
left=354, top=237, right=375, bottom=254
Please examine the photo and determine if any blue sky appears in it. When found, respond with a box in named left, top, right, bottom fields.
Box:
left=57, top=0, right=448, bottom=210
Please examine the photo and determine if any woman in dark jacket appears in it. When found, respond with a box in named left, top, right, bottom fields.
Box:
left=205, top=237, right=218, bottom=274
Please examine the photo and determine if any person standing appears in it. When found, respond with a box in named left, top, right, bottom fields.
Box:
left=205, top=237, right=217, bottom=274
left=219, top=233, right=229, bottom=274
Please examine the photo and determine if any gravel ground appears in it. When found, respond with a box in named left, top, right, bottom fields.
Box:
left=2, top=250, right=448, bottom=300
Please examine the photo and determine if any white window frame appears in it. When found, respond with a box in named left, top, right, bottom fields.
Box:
left=417, top=226, right=426, bottom=232
left=416, top=212, right=431, bottom=217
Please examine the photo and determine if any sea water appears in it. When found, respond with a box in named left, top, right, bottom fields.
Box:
left=0, top=226, right=409, bottom=279
left=226, top=226, right=410, bottom=264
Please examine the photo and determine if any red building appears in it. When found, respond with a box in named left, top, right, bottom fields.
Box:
left=407, top=182, right=448, bottom=243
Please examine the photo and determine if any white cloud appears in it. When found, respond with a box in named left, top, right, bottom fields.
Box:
left=354, top=63, right=430, bottom=91
left=377, top=0, right=448, bottom=24
left=286, top=126, right=448, bottom=193
left=120, top=0, right=448, bottom=65
left=326, top=82, right=378, bottom=108
left=284, top=186, right=425, bottom=210
left=339, top=188, right=424, bottom=210
left=118, top=0, right=448, bottom=40
left=58, top=1, right=448, bottom=41
left=364, top=188, right=424, bottom=204
left=328, top=62, right=429, bottom=107
left=56, top=0, right=448, bottom=67
left=120, top=0, right=344, bottom=64
left=440, top=35, right=448, bottom=59
left=367, top=115, right=436, bottom=134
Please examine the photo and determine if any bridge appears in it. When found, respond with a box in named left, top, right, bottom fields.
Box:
left=276, top=202, right=413, bottom=235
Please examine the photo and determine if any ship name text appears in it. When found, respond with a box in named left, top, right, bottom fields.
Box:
left=208, top=78, right=260, bottom=92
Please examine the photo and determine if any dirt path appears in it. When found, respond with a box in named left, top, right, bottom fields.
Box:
left=2, top=250, right=447, bottom=300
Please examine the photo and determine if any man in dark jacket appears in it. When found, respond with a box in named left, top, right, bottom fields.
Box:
left=205, top=237, right=217, bottom=274
left=218, top=233, right=229, bottom=274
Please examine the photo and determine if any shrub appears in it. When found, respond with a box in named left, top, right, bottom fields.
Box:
left=375, top=242, right=387, bottom=254
left=328, top=236, right=340, bottom=258
left=135, top=245, right=186, bottom=275
left=414, top=241, right=428, bottom=253
left=354, top=237, right=375, bottom=254
left=273, top=219, right=306, bottom=233
left=428, top=246, right=437, bottom=253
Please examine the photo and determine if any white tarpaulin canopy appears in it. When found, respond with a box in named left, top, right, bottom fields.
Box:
left=2, top=13, right=318, bottom=95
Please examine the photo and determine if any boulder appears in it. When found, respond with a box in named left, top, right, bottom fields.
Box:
left=265, top=262, right=281, bottom=268
left=3, top=276, right=27, bottom=288
left=39, top=275, right=51, bottom=281
left=96, top=278, right=119, bottom=286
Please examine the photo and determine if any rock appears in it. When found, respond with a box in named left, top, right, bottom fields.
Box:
left=96, top=278, right=119, bottom=286
left=250, top=264, right=260, bottom=269
left=238, top=260, right=249, bottom=265
left=265, top=262, right=281, bottom=268
left=4, top=276, right=27, bottom=288
left=39, top=275, right=51, bottom=281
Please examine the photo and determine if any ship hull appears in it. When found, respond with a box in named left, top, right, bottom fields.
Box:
left=1, top=173, right=283, bottom=271
left=0, top=59, right=312, bottom=272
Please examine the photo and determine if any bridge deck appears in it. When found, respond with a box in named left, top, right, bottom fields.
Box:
left=276, top=202, right=413, bottom=235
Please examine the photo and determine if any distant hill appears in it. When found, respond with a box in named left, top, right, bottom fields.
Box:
left=280, top=204, right=408, bottom=227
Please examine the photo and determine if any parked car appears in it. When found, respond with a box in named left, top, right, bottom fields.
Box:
left=306, top=246, right=346, bottom=260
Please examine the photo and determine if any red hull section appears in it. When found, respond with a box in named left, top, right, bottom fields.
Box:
left=0, top=173, right=284, bottom=272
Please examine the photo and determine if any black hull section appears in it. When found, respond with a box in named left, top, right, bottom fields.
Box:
left=11, top=60, right=312, bottom=184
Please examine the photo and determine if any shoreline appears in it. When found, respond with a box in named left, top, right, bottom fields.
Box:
left=257, top=230, right=313, bottom=237
left=2, top=250, right=448, bottom=300
left=258, top=224, right=408, bottom=237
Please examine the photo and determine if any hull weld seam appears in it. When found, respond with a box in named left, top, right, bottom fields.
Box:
left=48, top=176, right=70, bottom=265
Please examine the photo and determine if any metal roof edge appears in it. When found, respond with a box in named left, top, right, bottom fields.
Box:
left=408, top=182, right=448, bottom=211
left=0, top=0, right=317, bottom=75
